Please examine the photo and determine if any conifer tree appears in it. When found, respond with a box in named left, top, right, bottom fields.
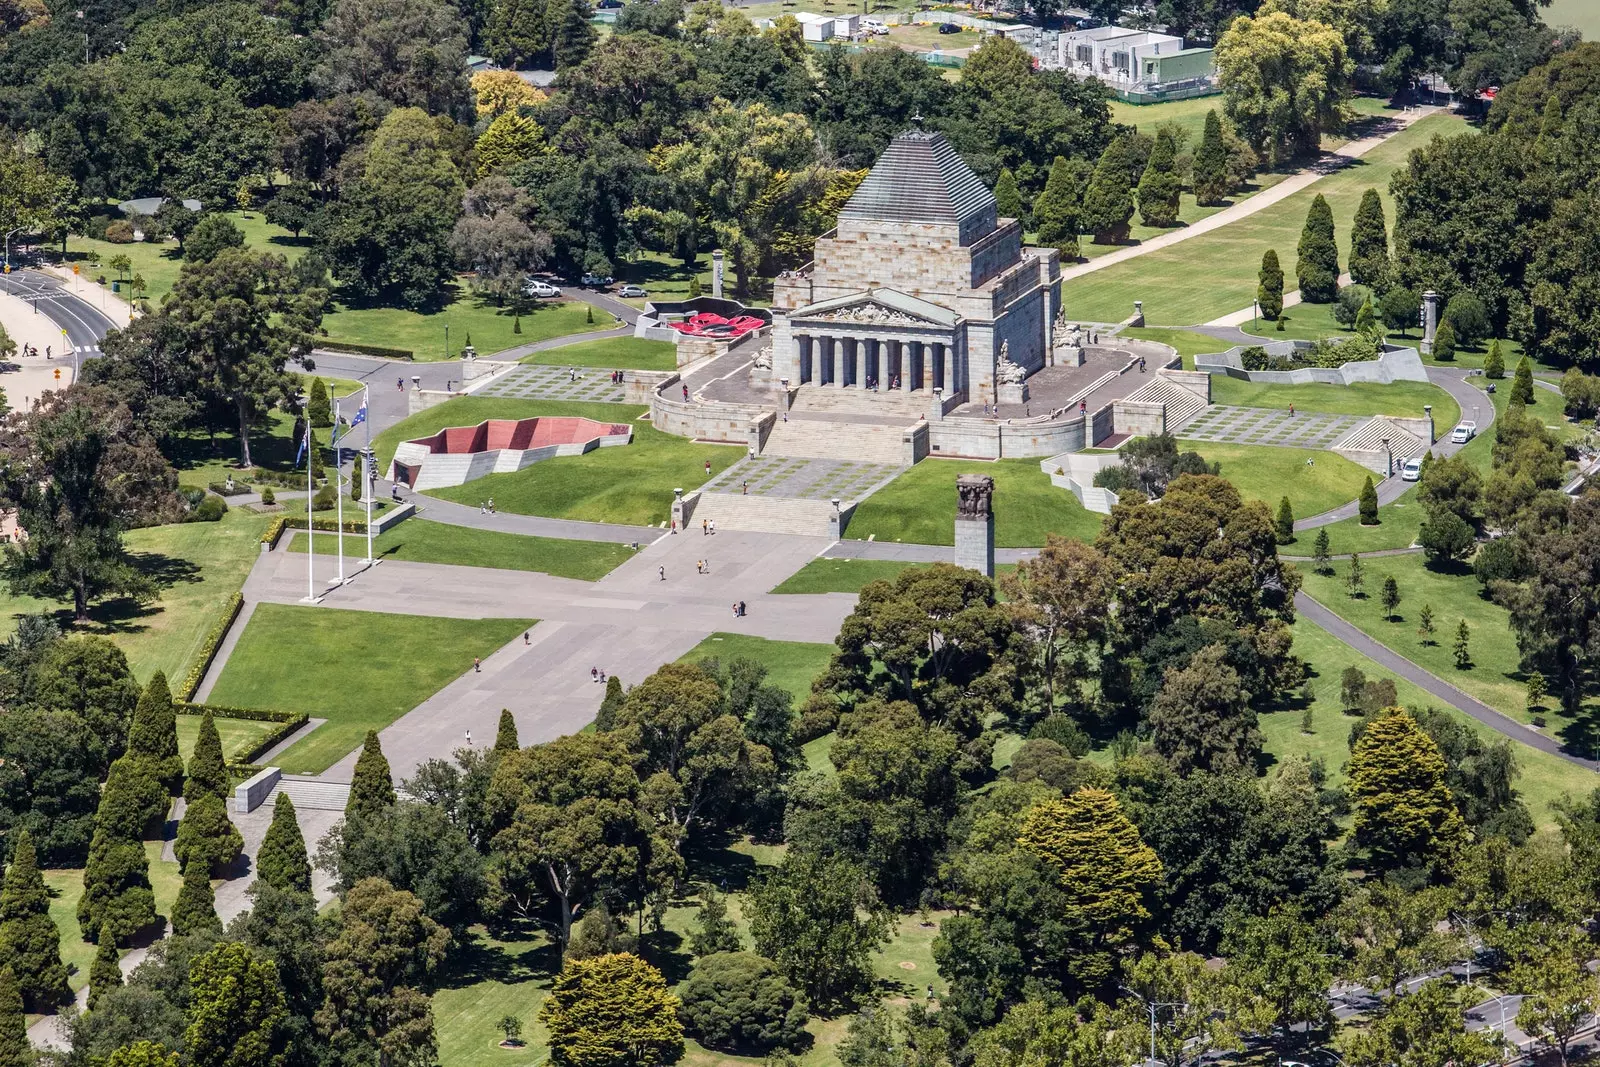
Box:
left=347, top=731, right=396, bottom=821
left=1296, top=194, right=1339, bottom=303
left=1454, top=620, right=1472, bottom=669
left=1032, top=156, right=1081, bottom=261
left=595, top=675, right=624, bottom=731
left=1359, top=476, right=1379, bottom=525
left=256, top=792, right=312, bottom=896
left=1512, top=356, right=1535, bottom=405
left=308, top=378, right=331, bottom=428
left=171, top=860, right=221, bottom=936
left=689, top=887, right=743, bottom=956
left=1432, top=322, right=1456, bottom=362
left=127, top=671, right=182, bottom=795
left=1313, top=528, right=1331, bottom=574
left=184, top=709, right=229, bottom=803
left=1381, top=575, right=1401, bottom=622
left=0, top=830, right=69, bottom=1010
left=1417, top=604, right=1435, bottom=643
left=87, top=923, right=122, bottom=1010
left=0, top=968, right=26, bottom=1067
left=79, top=767, right=159, bottom=941
left=1347, top=553, right=1365, bottom=598
left=174, top=793, right=244, bottom=877
left=100, top=753, right=169, bottom=840
left=494, top=709, right=519, bottom=755
left=1355, top=298, right=1380, bottom=340
left=1193, top=109, right=1229, bottom=205
left=994, top=167, right=1024, bottom=225
left=1348, top=188, right=1389, bottom=289
left=1275, top=497, right=1295, bottom=544
left=1081, top=136, right=1136, bottom=244
left=1137, top=129, right=1182, bottom=227
left=1258, top=250, right=1284, bottom=320
left=1483, top=339, right=1505, bottom=380
left=1348, top=708, right=1465, bottom=869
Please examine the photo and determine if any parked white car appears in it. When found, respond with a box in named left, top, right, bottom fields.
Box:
left=617, top=284, right=648, bottom=298
left=1401, top=457, right=1423, bottom=482
left=862, top=18, right=889, bottom=34
left=523, top=279, right=562, bottom=298
left=1451, top=421, right=1477, bottom=444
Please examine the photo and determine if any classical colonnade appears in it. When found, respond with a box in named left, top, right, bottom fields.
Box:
left=793, top=333, right=959, bottom=394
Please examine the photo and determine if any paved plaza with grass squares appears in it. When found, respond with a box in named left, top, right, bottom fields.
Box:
left=703, top=455, right=903, bottom=501
left=1181, top=405, right=1364, bottom=449
left=474, top=365, right=627, bottom=403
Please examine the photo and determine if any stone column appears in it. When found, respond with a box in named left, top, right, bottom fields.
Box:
left=905, top=342, right=919, bottom=392
left=798, top=335, right=813, bottom=384
left=711, top=249, right=725, bottom=300
left=954, top=474, right=994, bottom=577
left=931, top=342, right=945, bottom=392
left=1420, top=290, right=1441, bottom=355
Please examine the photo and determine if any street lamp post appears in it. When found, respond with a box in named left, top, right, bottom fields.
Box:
left=1118, top=985, right=1184, bottom=1066
left=3, top=227, right=24, bottom=272
left=444, top=323, right=450, bottom=362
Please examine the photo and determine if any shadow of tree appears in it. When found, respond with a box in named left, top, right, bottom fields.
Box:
left=438, top=917, right=560, bottom=990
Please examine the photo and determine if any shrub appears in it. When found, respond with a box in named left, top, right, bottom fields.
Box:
left=187, top=495, right=228, bottom=523
left=1418, top=511, right=1474, bottom=563
left=1432, top=322, right=1456, bottom=362
left=678, top=953, right=810, bottom=1054
left=1240, top=346, right=1270, bottom=371
left=1473, top=536, right=1530, bottom=585
left=260, top=487, right=276, bottom=505
left=104, top=220, right=135, bottom=243
left=312, top=484, right=337, bottom=511
left=317, top=342, right=415, bottom=360
left=178, top=593, right=244, bottom=701
left=1358, top=477, right=1379, bottom=525
left=1028, top=712, right=1092, bottom=756
left=1443, top=292, right=1490, bottom=348
left=1332, top=285, right=1373, bottom=328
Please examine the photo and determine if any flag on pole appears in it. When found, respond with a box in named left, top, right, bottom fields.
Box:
left=294, top=421, right=308, bottom=468
left=350, top=398, right=367, bottom=431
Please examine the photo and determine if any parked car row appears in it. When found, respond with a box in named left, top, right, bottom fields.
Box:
left=1400, top=422, right=1478, bottom=481
left=521, top=276, right=651, bottom=299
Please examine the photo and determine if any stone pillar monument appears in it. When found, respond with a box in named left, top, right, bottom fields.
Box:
left=712, top=249, right=726, bottom=300
left=954, top=474, right=995, bottom=577
left=1420, top=290, right=1441, bottom=355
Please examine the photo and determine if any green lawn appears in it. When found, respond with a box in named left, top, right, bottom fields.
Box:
left=677, top=632, right=834, bottom=705
left=413, top=404, right=742, bottom=527
left=322, top=294, right=619, bottom=361
left=1061, top=112, right=1472, bottom=327
left=67, top=210, right=309, bottom=305
left=523, top=337, right=677, bottom=371
left=170, top=374, right=362, bottom=489
left=43, top=842, right=183, bottom=997
left=772, top=557, right=922, bottom=595
left=1178, top=440, right=1373, bottom=519
left=289, top=518, right=635, bottom=581
left=847, top=457, right=1104, bottom=548
left=208, top=605, right=533, bottom=773
left=175, top=714, right=280, bottom=763
left=432, top=923, right=558, bottom=1067
left=1208, top=379, right=1459, bottom=429
left=1271, top=618, right=1600, bottom=829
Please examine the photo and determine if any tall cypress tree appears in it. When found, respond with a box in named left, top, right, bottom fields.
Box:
left=1275, top=498, right=1295, bottom=545
left=1193, top=109, right=1228, bottom=205
left=994, top=167, right=1025, bottom=226
left=171, top=860, right=221, bottom=936
left=0, top=830, right=70, bottom=1010
left=1512, top=356, right=1535, bottom=405
left=1137, top=129, right=1182, bottom=227
left=1258, top=249, right=1284, bottom=320
left=1483, top=339, right=1505, bottom=380
left=80, top=761, right=159, bottom=941
left=307, top=377, right=331, bottom=428
left=173, top=793, right=243, bottom=877
left=184, top=710, right=229, bottom=803
left=1296, top=193, right=1340, bottom=303
left=0, top=968, right=26, bottom=1067
left=1432, top=322, right=1457, bottom=362
left=1348, top=188, right=1389, bottom=289
left=346, top=731, right=395, bottom=822
left=1359, top=476, right=1379, bottom=525
left=1080, top=136, right=1136, bottom=244
left=87, top=922, right=122, bottom=1010
left=494, top=709, right=519, bottom=756
left=595, top=675, right=624, bottom=731
left=1033, top=156, right=1081, bottom=260
left=128, top=671, right=183, bottom=795
left=256, top=792, right=311, bottom=896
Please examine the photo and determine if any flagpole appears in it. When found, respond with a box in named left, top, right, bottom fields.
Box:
left=332, top=397, right=346, bottom=586
left=300, top=398, right=319, bottom=603
left=363, top=384, right=374, bottom=566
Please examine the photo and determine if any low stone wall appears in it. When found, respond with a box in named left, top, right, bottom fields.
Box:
left=1039, top=452, right=1122, bottom=513
left=1090, top=404, right=1115, bottom=445
left=1162, top=369, right=1213, bottom=399
left=926, top=413, right=1088, bottom=459
left=233, top=767, right=280, bottom=814
left=1111, top=399, right=1166, bottom=438
left=1197, top=343, right=1428, bottom=386
left=407, top=389, right=458, bottom=415
left=373, top=501, right=416, bottom=534
left=625, top=371, right=677, bottom=405
left=1388, top=414, right=1436, bottom=444
left=652, top=391, right=766, bottom=444
left=905, top=421, right=930, bottom=464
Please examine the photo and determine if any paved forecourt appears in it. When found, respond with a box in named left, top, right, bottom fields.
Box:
left=1182, top=405, right=1365, bottom=449
left=472, top=363, right=631, bottom=402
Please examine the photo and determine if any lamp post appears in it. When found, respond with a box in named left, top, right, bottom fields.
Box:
left=444, top=323, right=450, bottom=362
left=297, top=392, right=319, bottom=604
left=1117, top=985, right=1184, bottom=1066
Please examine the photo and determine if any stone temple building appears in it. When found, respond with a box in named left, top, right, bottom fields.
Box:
left=766, top=127, right=1062, bottom=412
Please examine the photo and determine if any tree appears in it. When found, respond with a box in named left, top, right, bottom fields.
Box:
left=494, top=709, right=519, bottom=755
left=1258, top=249, right=1284, bottom=320
left=164, top=249, right=326, bottom=468
left=1527, top=672, right=1547, bottom=712
left=1418, top=511, right=1475, bottom=564
left=1081, top=136, right=1137, bottom=244
left=313, top=0, right=471, bottom=116
left=78, top=762, right=159, bottom=941
left=183, top=710, right=228, bottom=803
left=184, top=214, right=245, bottom=264
left=173, top=793, right=243, bottom=877
left=1275, top=497, right=1294, bottom=544
left=1358, top=476, right=1378, bottom=524
left=105, top=1043, right=180, bottom=1067
left=316, top=878, right=449, bottom=1067
left=1000, top=534, right=1116, bottom=717
left=185, top=941, right=287, bottom=1067
left=348, top=730, right=396, bottom=822
left=1348, top=188, right=1389, bottom=289
left=542, top=953, right=684, bottom=1067
left=0, top=968, right=24, bottom=1067
left=0, top=829, right=70, bottom=1009
left=324, top=108, right=466, bottom=308
left=679, top=952, right=807, bottom=1054
left=1312, top=528, right=1331, bottom=574
left=1348, top=707, right=1466, bottom=870
left=994, top=167, right=1024, bottom=224
left=1454, top=620, right=1472, bottom=669
left=1342, top=976, right=1497, bottom=1067
left=1335, top=881, right=1461, bottom=995
left=1017, top=789, right=1162, bottom=989
left=87, top=923, right=123, bottom=1010
left=746, top=852, right=891, bottom=1010
left=1148, top=645, right=1260, bottom=775
left=1193, top=110, right=1229, bottom=205
left=307, top=377, right=331, bottom=428
left=1511, top=934, right=1600, bottom=1067
left=1512, top=356, right=1535, bottom=406
left=128, top=672, right=182, bottom=795
left=475, top=112, right=547, bottom=179
left=1137, top=129, right=1182, bottom=227
left=1296, top=194, right=1340, bottom=304
left=1216, top=11, right=1351, bottom=166
left=1381, top=286, right=1419, bottom=335
left=596, top=675, right=625, bottom=731
left=1418, top=604, right=1436, bottom=644
left=450, top=177, right=552, bottom=305
left=264, top=181, right=318, bottom=239
left=473, top=68, right=544, bottom=116
left=1444, top=292, right=1491, bottom=348
left=1119, top=951, right=1239, bottom=1067
left=319, top=797, right=486, bottom=931
left=690, top=887, right=742, bottom=957
left=1032, top=156, right=1081, bottom=260
left=0, top=142, right=75, bottom=255
left=170, top=860, right=220, bottom=937
left=156, top=201, right=198, bottom=253
left=1432, top=322, right=1457, bottom=362
left=1223, top=909, right=1334, bottom=1057
left=257, top=792, right=311, bottom=895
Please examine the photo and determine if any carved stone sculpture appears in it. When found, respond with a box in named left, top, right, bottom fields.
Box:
left=996, top=340, right=1026, bottom=384
left=815, top=302, right=921, bottom=326
left=752, top=345, right=773, bottom=370
left=956, top=474, right=994, bottom=519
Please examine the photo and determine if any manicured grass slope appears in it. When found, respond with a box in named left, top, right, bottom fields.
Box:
left=323, top=295, right=617, bottom=361
left=1179, top=440, right=1373, bottom=519
left=44, top=842, right=183, bottom=996
left=523, top=336, right=676, bottom=370
left=208, top=605, right=532, bottom=773
left=290, top=519, right=634, bottom=581
left=847, top=457, right=1103, bottom=547
left=175, top=714, right=279, bottom=763
left=1208, top=379, right=1460, bottom=428
left=772, top=557, right=921, bottom=595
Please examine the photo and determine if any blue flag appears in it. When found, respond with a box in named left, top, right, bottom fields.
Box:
left=294, top=423, right=308, bottom=468
left=350, top=399, right=367, bottom=430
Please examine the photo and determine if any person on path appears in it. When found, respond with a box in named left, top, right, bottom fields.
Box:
left=705, top=459, right=712, bottom=476
left=473, top=657, right=481, bottom=673
left=659, top=565, right=666, bottom=581
left=702, top=519, right=709, bottom=536
left=683, top=384, right=690, bottom=401
left=591, top=667, right=598, bottom=682
left=738, top=600, right=746, bottom=616
left=480, top=502, right=486, bottom=514
left=524, top=631, right=530, bottom=645
left=709, top=519, right=715, bottom=535
left=742, top=480, right=748, bottom=495
left=697, top=560, right=704, bottom=574
left=465, top=730, right=471, bottom=745
left=732, top=602, right=738, bottom=618
left=1079, top=399, right=1087, bottom=416
left=488, top=498, right=496, bottom=513
left=599, top=670, right=606, bottom=683
left=398, top=377, right=404, bottom=390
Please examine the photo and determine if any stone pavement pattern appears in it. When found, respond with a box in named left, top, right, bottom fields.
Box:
left=702, top=456, right=903, bottom=500
left=1182, top=406, right=1364, bottom=449
left=472, top=363, right=629, bottom=403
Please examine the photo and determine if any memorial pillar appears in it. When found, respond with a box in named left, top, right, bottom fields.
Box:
left=931, top=342, right=944, bottom=392
left=954, top=474, right=995, bottom=577
left=904, top=342, right=917, bottom=392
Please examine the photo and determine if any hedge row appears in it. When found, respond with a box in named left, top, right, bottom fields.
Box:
left=318, top=340, right=415, bottom=360
left=177, top=593, right=244, bottom=701
left=175, top=702, right=305, bottom=724
left=262, top=515, right=373, bottom=548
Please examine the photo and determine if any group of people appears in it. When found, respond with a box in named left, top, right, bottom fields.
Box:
left=479, top=499, right=496, bottom=513
left=701, top=518, right=716, bottom=535
left=589, top=666, right=609, bottom=684
left=609, top=370, right=626, bottom=384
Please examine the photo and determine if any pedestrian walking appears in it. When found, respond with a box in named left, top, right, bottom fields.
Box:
left=683, top=384, right=690, bottom=401
left=705, top=459, right=712, bottom=476
left=742, top=480, right=748, bottom=495
left=465, top=730, right=472, bottom=746
left=1289, top=404, right=1295, bottom=417
left=480, top=502, right=486, bottom=514
left=702, top=518, right=708, bottom=536
left=738, top=600, right=746, bottom=617
left=591, top=667, right=598, bottom=682
left=732, top=602, right=738, bottom=618
left=1079, top=399, right=1087, bottom=416
left=398, top=377, right=404, bottom=390
left=488, top=498, right=496, bottom=513
left=524, top=631, right=530, bottom=645
left=697, top=559, right=704, bottom=574
left=659, top=565, right=666, bottom=581
left=709, top=519, right=715, bottom=535
left=473, top=657, right=481, bottom=673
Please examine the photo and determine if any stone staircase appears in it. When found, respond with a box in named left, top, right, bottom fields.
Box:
left=1331, top=417, right=1431, bottom=474
left=1122, top=375, right=1209, bottom=434
left=763, top=418, right=910, bottom=464
left=691, top=492, right=843, bottom=537
left=271, top=775, right=352, bottom=812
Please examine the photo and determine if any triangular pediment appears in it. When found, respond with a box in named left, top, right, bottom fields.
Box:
left=788, top=288, right=960, bottom=328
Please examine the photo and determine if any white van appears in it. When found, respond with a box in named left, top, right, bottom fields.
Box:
left=1401, top=457, right=1422, bottom=482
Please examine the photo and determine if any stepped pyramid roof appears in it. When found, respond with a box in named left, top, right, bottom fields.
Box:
left=838, top=128, right=995, bottom=229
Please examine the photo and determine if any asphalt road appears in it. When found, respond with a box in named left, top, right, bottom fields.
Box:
left=0, top=267, right=120, bottom=356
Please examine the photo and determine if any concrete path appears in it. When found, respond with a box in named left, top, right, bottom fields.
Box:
left=1203, top=272, right=1355, bottom=330
left=393, top=496, right=662, bottom=543
left=1059, top=109, right=1442, bottom=284
left=823, top=539, right=1040, bottom=565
